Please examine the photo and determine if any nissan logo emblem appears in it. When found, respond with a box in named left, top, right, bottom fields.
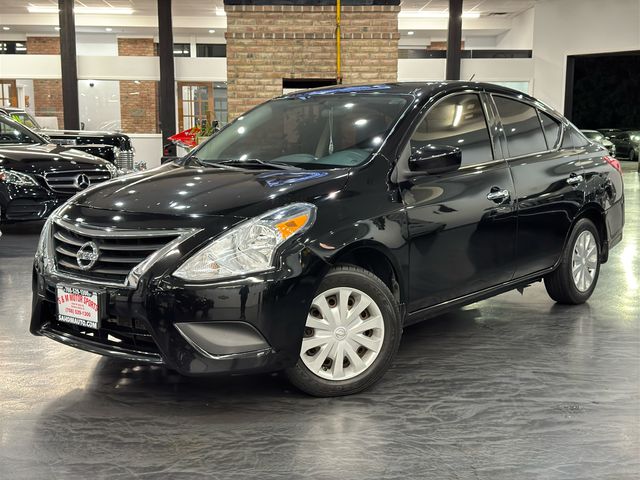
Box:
left=74, top=173, right=91, bottom=190
left=76, top=241, right=100, bottom=270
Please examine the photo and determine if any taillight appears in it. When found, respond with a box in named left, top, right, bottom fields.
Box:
left=604, top=155, right=622, bottom=173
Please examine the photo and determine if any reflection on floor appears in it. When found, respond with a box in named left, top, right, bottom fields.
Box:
left=0, top=163, right=638, bottom=480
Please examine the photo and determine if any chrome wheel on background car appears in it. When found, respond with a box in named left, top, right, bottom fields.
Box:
left=286, top=265, right=401, bottom=397
left=571, top=230, right=598, bottom=292
left=301, top=287, right=385, bottom=381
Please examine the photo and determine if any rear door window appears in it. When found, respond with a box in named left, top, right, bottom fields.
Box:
left=493, top=96, right=547, bottom=157
left=410, top=93, right=494, bottom=167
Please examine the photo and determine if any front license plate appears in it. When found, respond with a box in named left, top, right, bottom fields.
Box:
left=56, top=285, right=102, bottom=330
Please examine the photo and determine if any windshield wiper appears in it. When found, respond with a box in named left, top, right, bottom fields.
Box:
left=188, top=156, right=244, bottom=170
left=216, top=158, right=299, bottom=171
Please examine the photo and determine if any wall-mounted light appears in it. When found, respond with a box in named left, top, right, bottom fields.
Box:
left=407, top=31, right=415, bottom=35
left=208, top=29, right=216, bottom=33
left=105, top=27, right=113, bottom=32
left=54, top=26, right=61, bottom=31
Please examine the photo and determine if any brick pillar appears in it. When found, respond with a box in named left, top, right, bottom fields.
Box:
left=224, top=1, right=400, bottom=120
left=27, top=37, right=64, bottom=128
left=117, top=38, right=158, bottom=133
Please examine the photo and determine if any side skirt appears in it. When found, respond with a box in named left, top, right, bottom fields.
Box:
left=404, top=267, right=555, bottom=326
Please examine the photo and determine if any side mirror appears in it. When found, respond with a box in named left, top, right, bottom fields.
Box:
left=408, top=145, right=462, bottom=175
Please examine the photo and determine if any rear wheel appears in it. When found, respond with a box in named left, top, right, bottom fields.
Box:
left=544, top=218, right=601, bottom=304
left=285, top=265, right=401, bottom=397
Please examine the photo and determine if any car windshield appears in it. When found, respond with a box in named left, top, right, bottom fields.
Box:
left=0, top=115, right=42, bottom=145
left=190, top=93, right=411, bottom=169
left=583, top=131, right=605, bottom=142
left=8, top=111, right=42, bottom=130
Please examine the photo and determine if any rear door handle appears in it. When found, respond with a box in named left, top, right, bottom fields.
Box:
left=487, top=188, right=510, bottom=203
left=566, top=174, right=584, bottom=185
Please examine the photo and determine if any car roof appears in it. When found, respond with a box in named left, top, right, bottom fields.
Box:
left=0, top=106, right=23, bottom=113
left=279, top=81, right=537, bottom=102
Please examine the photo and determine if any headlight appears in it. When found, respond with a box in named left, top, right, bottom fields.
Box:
left=35, top=209, right=61, bottom=272
left=104, top=162, right=118, bottom=178
left=173, top=202, right=317, bottom=281
left=0, top=168, right=39, bottom=187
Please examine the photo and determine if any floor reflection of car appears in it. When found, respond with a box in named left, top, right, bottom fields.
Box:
left=607, top=130, right=640, bottom=161
left=0, top=114, right=117, bottom=223
left=581, top=130, right=616, bottom=156
left=0, top=106, right=138, bottom=170
left=30, top=82, right=624, bottom=397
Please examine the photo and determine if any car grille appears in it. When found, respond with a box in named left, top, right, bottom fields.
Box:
left=116, top=149, right=135, bottom=170
left=52, top=222, right=180, bottom=285
left=43, top=169, right=112, bottom=194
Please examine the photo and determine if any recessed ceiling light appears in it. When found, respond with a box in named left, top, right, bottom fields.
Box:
left=208, top=29, right=216, bottom=33
left=105, top=27, right=113, bottom=32
left=54, top=26, right=61, bottom=31
left=407, top=31, right=414, bottom=35
left=2, top=27, right=10, bottom=31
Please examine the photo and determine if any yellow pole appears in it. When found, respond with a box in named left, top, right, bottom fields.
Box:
left=336, top=0, right=342, bottom=84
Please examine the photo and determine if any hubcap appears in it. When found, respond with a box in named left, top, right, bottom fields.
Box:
left=300, top=287, right=385, bottom=381
left=571, top=230, right=598, bottom=292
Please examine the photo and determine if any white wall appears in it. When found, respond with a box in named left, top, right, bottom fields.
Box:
left=76, top=34, right=118, bottom=56
left=532, top=0, right=640, bottom=112
left=496, top=8, right=534, bottom=50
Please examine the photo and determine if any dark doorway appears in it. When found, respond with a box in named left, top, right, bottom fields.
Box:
left=565, top=51, right=640, bottom=129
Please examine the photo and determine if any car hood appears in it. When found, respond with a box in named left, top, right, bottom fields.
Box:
left=72, top=162, right=351, bottom=218
left=0, top=143, right=110, bottom=174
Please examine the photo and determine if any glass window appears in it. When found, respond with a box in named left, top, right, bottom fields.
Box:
left=0, top=116, right=40, bottom=144
left=173, top=43, right=191, bottom=57
left=494, top=96, right=547, bottom=157
left=0, top=41, right=27, bottom=54
left=539, top=111, right=561, bottom=149
left=410, top=93, right=493, bottom=167
left=193, top=94, right=410, bottom=169
left=196, top=44, right=226, bottom=58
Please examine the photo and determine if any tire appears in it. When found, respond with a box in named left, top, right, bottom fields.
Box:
left=544, top=218, right=601, bottom=305
left=285, top=265, right=402, bottom=397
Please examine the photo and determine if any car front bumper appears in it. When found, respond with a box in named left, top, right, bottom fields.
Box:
left=30, top=251, right=327, bottom=376
left=0, top=183, right=67, bottom=223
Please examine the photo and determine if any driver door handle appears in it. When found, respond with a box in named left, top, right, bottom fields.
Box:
left=487, top=188, right=510, bottom=203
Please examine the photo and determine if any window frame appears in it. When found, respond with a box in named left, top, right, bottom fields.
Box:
left=404, top=90, right=498, bottom=169
left=489, top=92, right=566, bottom=160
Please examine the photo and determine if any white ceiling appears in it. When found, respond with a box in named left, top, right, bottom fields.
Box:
left=0, top=0, right=537, bottom=16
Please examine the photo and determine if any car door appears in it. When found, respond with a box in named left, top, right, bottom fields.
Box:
left=397, top=91, right=517, bottom=312
left=490, top=94, right=586, bottom=278
left=612, top=132, right=631, bottom=157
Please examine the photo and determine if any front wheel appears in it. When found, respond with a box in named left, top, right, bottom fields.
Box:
left=285, top=265, right=402, bottom=397
left=544, top=218, right=601, bottom=304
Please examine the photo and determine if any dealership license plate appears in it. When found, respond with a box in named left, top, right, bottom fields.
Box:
left=56, top=285, right=102, bottom=330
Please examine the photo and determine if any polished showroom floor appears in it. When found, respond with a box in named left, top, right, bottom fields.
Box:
left=0, top=163, right=638, bottom=480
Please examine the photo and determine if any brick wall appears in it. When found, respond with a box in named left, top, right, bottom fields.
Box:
left=26, top=37, right=64, bottom=127
left=26, top=36, right=60, bottom=55
left=117, top=38, right=158, bottom=133
left=117, top=38, right=156, bottom=56
left=225, top=4, right=400, bottom=119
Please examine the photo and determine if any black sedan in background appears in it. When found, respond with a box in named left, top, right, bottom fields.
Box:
left=581, top=129, right=616, bottom=156
left=1, top=115, right=117, bottom=223
left=30, top=82, right=624, bottom=396
left=607, top=130, right=640, bottom=161
left=0, top=106, right=137, bottom=170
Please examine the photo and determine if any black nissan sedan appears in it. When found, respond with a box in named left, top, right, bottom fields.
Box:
left=0, top=115, right=117, bottom=223
left=30, top=82, right=624, bottom=396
